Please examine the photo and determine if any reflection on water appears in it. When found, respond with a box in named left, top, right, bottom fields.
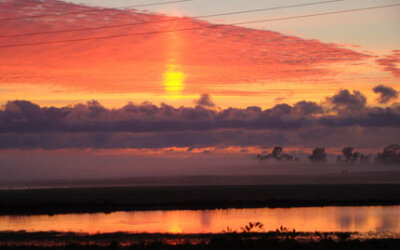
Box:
left=0, top=206, right=399, bottom=234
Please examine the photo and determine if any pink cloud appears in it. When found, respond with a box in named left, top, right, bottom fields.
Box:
left=376, top=50, right=400, bottom=77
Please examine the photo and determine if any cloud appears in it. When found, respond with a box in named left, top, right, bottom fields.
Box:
left=2, top=93, right=400, bottom=135
left=318, top=108, right=400, bottom=128
left=292, top=101, right=323, bottom=116
left=1, top=126, right=399, bottom=150
left=373, top=85, right=398, bottom=104
left=0, top=100, right=310, bottom=133
left=195, top=94, right=215, bottom=107
left=1, top=89, right=400, bottom=149
left=376, top=50, right=400, bottom=77
left=327, top=89, right=366, bottom=110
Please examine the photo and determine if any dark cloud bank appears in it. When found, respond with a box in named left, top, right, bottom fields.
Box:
left=1, top=87, right=399, bottom=150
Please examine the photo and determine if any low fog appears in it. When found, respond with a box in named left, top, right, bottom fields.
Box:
left=1, top=150, right=399, bottom=189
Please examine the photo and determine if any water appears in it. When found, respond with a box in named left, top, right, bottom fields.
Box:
left=0, top=206, right=399, bottom=234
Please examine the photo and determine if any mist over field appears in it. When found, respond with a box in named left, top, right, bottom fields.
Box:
left=1, top=150, right=399, bottom=188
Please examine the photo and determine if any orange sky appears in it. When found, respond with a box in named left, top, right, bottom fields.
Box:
left=0, top=0, right=399, bottom=178
left=0, top=0, right=399, bottom=108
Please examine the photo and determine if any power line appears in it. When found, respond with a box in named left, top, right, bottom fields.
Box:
left=0, top=0, right=195, bottom=22
left=0, top=0, right=346, bottom=38
left=0, top=3, right=399, bottom=49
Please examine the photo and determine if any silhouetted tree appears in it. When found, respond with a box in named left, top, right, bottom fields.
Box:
left=256, top=146, right=294, bottom=161
left=337, top=148, right=350, bottom=164
left=342, top=147, right=354, bottom=162
left=337, top=147, right=369, bottom=165
left=309, top=148, right=327, bottom=162
left=375, top=144, right=400, bottom=165
left=272, top=147, right=283, bottom=159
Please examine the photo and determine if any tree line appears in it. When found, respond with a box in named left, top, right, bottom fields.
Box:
left=256, top=144, right=400, bottom=165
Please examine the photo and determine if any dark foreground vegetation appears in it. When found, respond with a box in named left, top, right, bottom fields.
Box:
left=0, top=231, right=399, bottom=250
left=1, top=184, right=400, bottom=215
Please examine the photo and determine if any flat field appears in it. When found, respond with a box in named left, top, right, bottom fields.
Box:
left=0, top=183, right=399, bottom=215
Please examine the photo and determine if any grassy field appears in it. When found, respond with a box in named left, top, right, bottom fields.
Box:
left=0, top=231, right=399, bottom=249
left=1, top=184, right=400, bottom=215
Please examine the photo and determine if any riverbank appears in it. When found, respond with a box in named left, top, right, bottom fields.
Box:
left=0, top=231, right=399, bottom=249
left=1, top=184, right=400, bottom=215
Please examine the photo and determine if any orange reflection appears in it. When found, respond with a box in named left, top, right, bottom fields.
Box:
left=169, top=224, right=183, bottom=234
left=0, top=206, right=399, bottom=234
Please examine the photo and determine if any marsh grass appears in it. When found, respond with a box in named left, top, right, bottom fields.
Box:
left=0, top=230, right=399, bottom=250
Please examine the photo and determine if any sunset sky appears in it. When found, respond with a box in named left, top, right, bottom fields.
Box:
left=0, top=0, right=399, bottom=180
left=0, top=0, right=399, bottom=107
